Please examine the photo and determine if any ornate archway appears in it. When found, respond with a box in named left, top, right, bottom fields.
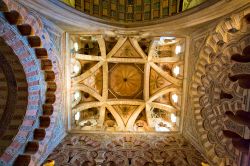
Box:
left=0, top=0, right=63, bottom=165
left=191, top=8, right=250, bottom=166
left=0, top=37, right=28, bottom=157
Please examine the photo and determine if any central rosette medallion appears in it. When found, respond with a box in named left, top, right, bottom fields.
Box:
left=109, top=64, right=143, bottom=99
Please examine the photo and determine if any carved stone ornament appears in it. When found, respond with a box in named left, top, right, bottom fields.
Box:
left=46, top=133, right=207, bottom=166
left=191, top=9, right=250, bottom=166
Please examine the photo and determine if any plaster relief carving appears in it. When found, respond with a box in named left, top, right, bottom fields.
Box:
left=190, top=9, right=250, bottom=166
left=46, top=133, right=207, bottom=166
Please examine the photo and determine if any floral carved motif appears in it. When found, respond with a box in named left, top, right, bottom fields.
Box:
left=191, top=9, right=250, bottom=166
left=46, top=133, right=206, bottom=166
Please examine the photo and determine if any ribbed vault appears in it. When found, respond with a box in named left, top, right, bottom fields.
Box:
left=69, top=35, right=185, bottom=132
left=1, top=0, right=250, bottom=166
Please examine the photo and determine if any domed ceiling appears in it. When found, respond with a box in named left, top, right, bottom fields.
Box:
left=69, top=34, right=185, bottom=132
left=61, top=0, right=208, bottom=23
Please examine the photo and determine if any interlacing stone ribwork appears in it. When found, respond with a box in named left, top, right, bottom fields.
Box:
left=70, top=36, right=184, bottom=132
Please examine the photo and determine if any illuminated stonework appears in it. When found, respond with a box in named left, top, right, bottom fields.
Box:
left=70, top=35, right=185, bottom=132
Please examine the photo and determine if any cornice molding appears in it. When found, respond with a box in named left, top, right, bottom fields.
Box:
left=19, top=0, right=249, bottom=33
